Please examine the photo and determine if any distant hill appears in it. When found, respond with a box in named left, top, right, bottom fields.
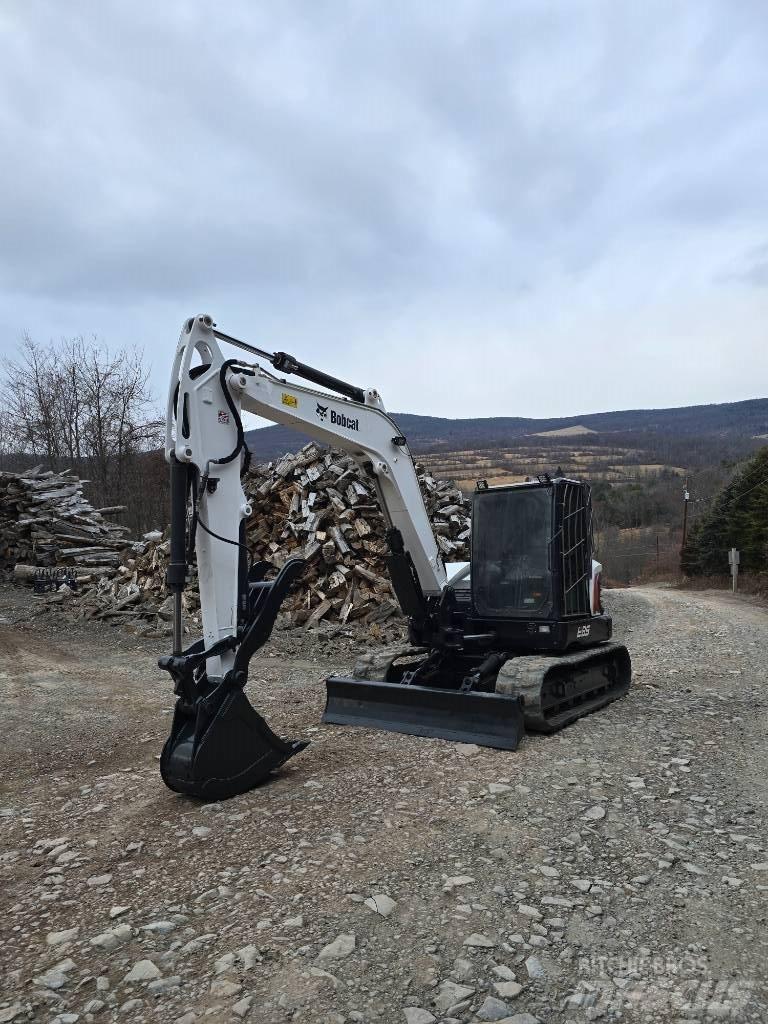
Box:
left=245, top=397, right=768, bottom=462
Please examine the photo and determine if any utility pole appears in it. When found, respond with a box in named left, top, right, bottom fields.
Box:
left=681, top=478, right=690, bottom=553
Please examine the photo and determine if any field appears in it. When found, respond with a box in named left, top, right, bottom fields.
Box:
left=415, top=442, right=686, bottom=496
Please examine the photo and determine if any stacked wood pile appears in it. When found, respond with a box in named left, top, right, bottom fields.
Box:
left=74, top=531, right=179, bottom=633
left=72, top=445, right=471, bottom=633
left=244, top=445, right=470, bottom=627
left=0, top=466, right=130, bottom=579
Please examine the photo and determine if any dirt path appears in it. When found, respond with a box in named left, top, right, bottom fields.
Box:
left=0, top=585, right=766, bottom=1024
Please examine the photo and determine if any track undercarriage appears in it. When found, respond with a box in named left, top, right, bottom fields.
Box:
left=324, top=641, right=631, bottom=749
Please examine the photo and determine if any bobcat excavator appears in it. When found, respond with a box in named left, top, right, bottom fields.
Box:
left=159, top=314, right=631, bottom=799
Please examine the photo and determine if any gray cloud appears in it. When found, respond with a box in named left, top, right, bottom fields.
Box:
left=1, top=0, right=767, bottom=418
left=721, top=243, right=768, bottom=288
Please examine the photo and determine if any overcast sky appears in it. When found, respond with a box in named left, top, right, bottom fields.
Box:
left=1, top=1, right=767, bottom=426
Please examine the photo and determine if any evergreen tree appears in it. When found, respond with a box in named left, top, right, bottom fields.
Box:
left=682, top=446, right=768, bottom=575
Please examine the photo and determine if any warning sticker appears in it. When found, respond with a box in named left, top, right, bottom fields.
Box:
left=281, top=393, right=298, bottom=408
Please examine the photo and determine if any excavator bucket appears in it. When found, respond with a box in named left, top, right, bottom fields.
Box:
left=160, top=683, right=308, bottom=800
left=323, top=676, right=525, bottom=750
left=159, top=550, right=310, bottom=800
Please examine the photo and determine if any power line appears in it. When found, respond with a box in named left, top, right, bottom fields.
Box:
left=723, top=470, right=768, bottom=506
left=682, top=471, right=768, bottom=530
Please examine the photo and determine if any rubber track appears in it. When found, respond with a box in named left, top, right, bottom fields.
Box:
left=494, top=641, right=631, bottom=733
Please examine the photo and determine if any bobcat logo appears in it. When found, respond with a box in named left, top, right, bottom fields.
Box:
left=316, top=403, right=328, bottom=420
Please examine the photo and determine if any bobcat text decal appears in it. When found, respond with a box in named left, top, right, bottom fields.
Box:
left=315, top=404, right=359, bottom=431
left=330, top=410, right=359, bottom=431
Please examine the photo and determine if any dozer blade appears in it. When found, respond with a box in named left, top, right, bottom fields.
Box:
left=496, top=642, right=632, bottom=734
left=161, top=686, right=308, bottom=801
left=323, top=676, right=525, bottom=750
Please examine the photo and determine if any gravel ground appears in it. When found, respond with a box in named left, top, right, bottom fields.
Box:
left=0, top=584, right=766, bottom=1024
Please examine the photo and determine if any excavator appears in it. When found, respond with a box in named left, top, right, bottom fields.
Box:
left=159, top=314, right=631, bottom=799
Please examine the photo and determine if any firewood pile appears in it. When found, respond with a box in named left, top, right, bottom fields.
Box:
left=0, top=466, right=130, bottom=579
left=72, top=445, right=471, bottom=634
left=244, top=444, right=471, bottom=627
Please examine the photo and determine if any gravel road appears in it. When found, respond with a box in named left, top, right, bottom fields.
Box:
left=0, top=584, right=766, bottom=1024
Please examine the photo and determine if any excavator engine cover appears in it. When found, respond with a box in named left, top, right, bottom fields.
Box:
left=160, top=678, right=308, bottom=800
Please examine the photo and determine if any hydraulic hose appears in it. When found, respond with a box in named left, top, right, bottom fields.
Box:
left=167, top=454, right=189, bottom=655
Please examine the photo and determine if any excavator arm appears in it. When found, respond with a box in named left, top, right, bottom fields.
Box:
left=159, top=313, right=453, bottom=798
left=165, top=313, right=446, bottom=656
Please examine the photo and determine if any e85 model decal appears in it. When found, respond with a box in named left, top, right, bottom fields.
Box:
left=576, top=624, right=591, bottom=639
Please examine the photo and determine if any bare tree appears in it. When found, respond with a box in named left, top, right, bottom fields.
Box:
left=1, top=334, right=165, bottom=531
left=0, top=406, right=14, bottom=471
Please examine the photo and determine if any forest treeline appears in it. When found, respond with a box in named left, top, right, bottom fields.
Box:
left=682, top=446, right=768, bottom=576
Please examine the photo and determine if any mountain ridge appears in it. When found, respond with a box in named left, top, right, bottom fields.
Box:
left=245, top=396, right=768, bottom=462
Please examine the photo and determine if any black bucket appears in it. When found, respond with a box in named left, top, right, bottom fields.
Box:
left=161, top=685, right=308, bottom=800
left=323, top=676, right=525, bottom=750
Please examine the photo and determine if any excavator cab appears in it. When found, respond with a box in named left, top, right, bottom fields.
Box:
left=465, top=478, right=611, bottom=648
left=472, top=483, right=555, bottom=618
